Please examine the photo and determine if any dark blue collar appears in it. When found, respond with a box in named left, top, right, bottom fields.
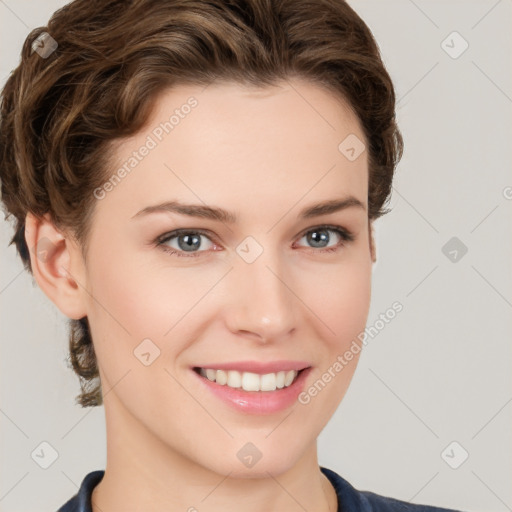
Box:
left=58, top=467, right=462, bottom=511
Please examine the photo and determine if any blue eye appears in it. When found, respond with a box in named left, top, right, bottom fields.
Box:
left=296, top=225, right=354, bottom=252
left=157, top=229, right=216, bottom=257
left=156, top=225, right=354, bottom=258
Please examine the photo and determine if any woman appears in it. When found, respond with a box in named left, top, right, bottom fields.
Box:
left=0, top=0, right=464, bottom=510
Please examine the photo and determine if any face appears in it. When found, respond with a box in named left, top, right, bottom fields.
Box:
left=68, top=79, right=374, bottom=477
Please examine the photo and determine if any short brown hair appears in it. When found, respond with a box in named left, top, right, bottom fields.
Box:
left=0, top=0, right=403, bottom=407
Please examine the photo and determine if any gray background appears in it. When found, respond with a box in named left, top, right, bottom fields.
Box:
left=0, top=1, right=511, bottom=511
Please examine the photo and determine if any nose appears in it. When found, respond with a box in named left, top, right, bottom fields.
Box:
left=224, top=250, right=297, bottom=343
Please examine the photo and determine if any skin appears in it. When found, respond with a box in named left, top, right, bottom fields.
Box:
left=25, top=78, right=376, bottom=512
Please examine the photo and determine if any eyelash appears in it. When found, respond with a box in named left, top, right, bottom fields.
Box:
left=155, top=224, right=355, bottom=258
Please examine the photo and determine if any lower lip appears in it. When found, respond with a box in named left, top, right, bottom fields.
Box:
left=192, top=367, right=312, bottom=415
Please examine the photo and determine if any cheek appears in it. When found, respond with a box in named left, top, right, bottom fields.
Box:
left=83, top=252, right=173, bottom=381
left=84, top=262, right=193, bottom=421
left=298, top=252, right=372, bottom=348
left=293, top=257, right=371, bottom=426
left=85, top=252, right=220, bottom=380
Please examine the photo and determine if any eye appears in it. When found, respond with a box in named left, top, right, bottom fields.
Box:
left=155, top=224, right=355, bottom=258
left=156, top=229, right=217, bottom=258
left=295, top=225, right=355, bottom=253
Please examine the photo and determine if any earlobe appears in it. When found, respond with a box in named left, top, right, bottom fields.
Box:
left=24, top=212, right=87, bottom=320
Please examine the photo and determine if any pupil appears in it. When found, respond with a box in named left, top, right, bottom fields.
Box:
left=179, top=234, right=201, bottom=251
left=308, top=229, right=328, bottom=248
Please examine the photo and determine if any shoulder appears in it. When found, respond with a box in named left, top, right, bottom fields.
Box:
left=320, top=467, right=464, bottom=512
left=57, top=470, right=104, bottom=512
left=357, top=489, right=464, bottom=512
left=60, top=467, right=465, bottom=512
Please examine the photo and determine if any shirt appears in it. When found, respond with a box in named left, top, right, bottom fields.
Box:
left=57, top=467, right=463, bottom=511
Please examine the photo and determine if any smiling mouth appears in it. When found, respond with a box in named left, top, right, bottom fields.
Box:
left=193, top=366, right=307, bottom=392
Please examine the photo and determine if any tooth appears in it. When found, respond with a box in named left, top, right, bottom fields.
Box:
left=260, top=372, right=277, bottom=391
left=216, top=369, right=228, bottom=385
left=276, top=371, right=286, bottom=389
left=242, top=372, right=260, bottom=391
left=204, top=367, right=301, bottom=390
left=284, top=370, right=297, bottom=387
left=227, top=370, right=242, bottom=388
left=205, top=369, right=216, bottom=381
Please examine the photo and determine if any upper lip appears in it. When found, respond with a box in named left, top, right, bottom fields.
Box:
left=193, top=360, right=311, bottom=374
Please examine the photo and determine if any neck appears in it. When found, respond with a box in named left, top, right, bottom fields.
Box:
left=91, top=393, right=338, bottom=512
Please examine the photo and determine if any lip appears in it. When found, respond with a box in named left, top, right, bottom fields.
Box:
left=192, top=366, right=312, bottom=415
left=191, top=360, right=311, bottom=374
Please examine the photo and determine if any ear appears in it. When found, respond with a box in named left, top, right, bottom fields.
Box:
left=24, top=212, right=88, bottom=320
left=368, top=219, right=377, bottom=263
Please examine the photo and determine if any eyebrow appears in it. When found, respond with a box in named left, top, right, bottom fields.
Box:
left=131, top=196, right=366, bottom=223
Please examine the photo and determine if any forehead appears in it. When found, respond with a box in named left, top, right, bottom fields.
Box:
left=99, top=78, right=369, bottom=224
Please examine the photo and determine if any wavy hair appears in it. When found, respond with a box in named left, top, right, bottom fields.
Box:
left=0, top=0, right=403, bottom=407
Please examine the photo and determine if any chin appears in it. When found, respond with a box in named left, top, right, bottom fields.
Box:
left=201, top=441, right=307, bottom=479
left=221, top=457, right=299, bottom=479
